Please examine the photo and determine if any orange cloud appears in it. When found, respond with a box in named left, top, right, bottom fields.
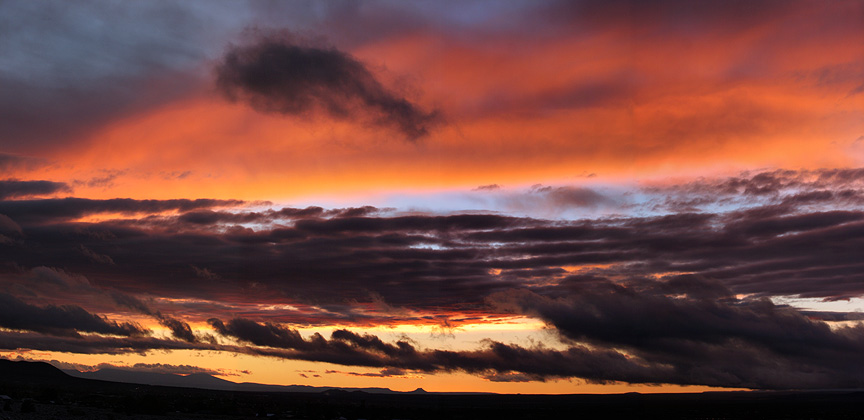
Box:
left=8, top=1, right=859, bottom=202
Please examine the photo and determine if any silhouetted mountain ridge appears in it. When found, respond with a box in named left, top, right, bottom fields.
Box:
left=67, top=368, right=238, bottom=390
left=64, top=367, right=456, bottom=394
left=0, top=358, right=75, bottom=382
left=5, top=358, right=864, bottom=420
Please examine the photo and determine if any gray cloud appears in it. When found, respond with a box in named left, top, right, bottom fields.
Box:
left=205, top=308, right=864, bottom=389
left=215, top=31, right=441, bottom=140
left=3, top=167, right=864, bottom=388
left=489, top=281, right=864, bottom=389
left=0, top=292, right=147, bottom=337
left=0, top=197, right=244, bottom=224
left=0, top=180, right=70, bottom=200
left=0, top=153, right=46, bottom=174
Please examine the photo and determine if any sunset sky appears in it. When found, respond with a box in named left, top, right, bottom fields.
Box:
left=2, top=0, right=864, bottom=394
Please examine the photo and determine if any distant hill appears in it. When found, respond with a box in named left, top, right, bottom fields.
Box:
left=0, top=359, right=486, bottom=396
left=65, top=368, right=408, bottom=394
left=0, top=359, right=77, bottom=383
left=66, top=369, right=239, bottom=391
left=4, top=359, right=864, bottom=420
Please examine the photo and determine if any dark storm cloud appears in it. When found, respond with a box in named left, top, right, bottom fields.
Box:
left=5, top=189, right=864, bottom=310
left=4, top=305, right=863, bottom=389
left=206, top=311, right=864, bottom=389
left=0, top=331, right=222, bottom=355
left=215, top=32, right=440, bottom=140
left=0, top=324, right=665, bottom=386
left=209, top=318, right=319, bottom=350
left=178, top=210, right=268, bottom=226
left=0, top=197, right=244, bottom=223
left=291, top=213, right=520, bottom=236
left=0, top=180, right=70, bottom=200
left=173, top=206, right=380, bottom=227
left=110, top=292, right=154, bottom=315
left=108, top=291, right=199, bottom=343
left=726, top=210, right=864, bottom=238
left=4, top=167, right=864, bottom=388
left=208, top=316, right=664, bottom=384
left=0, top=293, right=146, bottom=337
left=493, top=278, right=849, bottom=356
left=487, top=281, right=864, bottom=389
left=0, top=214, right=22, bottom=235
left=78, top=245, right=116, bottom=265
left=158, top=316, right=197, bottom=343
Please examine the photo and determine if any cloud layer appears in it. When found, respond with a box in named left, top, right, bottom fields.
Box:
left=0, top=180, right=70, bottom=200
left=1, top=168, right=864, bottom=389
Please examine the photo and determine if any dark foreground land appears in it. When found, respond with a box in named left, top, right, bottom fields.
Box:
left=1, top=360, right=863, bottom=420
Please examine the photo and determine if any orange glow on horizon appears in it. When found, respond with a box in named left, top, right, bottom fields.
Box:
left=13, top=88, right=857, bottom=203
left=1, top=350, right=747, bottom=395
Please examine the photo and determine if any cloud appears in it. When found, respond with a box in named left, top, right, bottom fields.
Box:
left=0, top=214, right=22, bottom=235
left=0, top=154, right=45, bottom=174
left=107, top=290, right=199, bottom=343
left=473, top=184, right=501, bottom=191
left=482, top=371, right=544, bottom=383
left=0, top=330, right=221, bottom=355
left=191, top=265, right=219, bottom=280
left=0, top=197, right=244, bottom=223
left=487, top=281, right=864, bottom=389
left=646, top=168, right=864, bottom=213
left=0, top=180, right=70, bottom=199
left=215, top=31, right=441, bottom=140
left=529, top=185, right=615, bottom=208
left=158, top=316, right=197, bottom=343
left=110, top=292, right=154, bottom=315
left=4, top=181, right=864, bottom=316
left=209, top=317, right=324, bottom=350
left=123, top=362, right=244, bottom=376
left=2, top=293, right=863, bottom=388
left=201, top=278, right=864, bottom=389
left=208, top=317, right=658, bottom=383
left=78, top=245, right=115, bottom=265
left=470, top=184, right=618, bottom=217
left=205, top=313, right=864, bottom=389
left=27, top=266, right=92, bottom=290
left=17, top=357, right=234, bottom=377
left=3, top=168, right=864, bottom=388
left=0, top=292, right=147, bottom=337
left=326, top=367, right=410, bottom=378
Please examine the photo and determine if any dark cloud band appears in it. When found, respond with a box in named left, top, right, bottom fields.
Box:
left=0, top=180, right=70, bottom=200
